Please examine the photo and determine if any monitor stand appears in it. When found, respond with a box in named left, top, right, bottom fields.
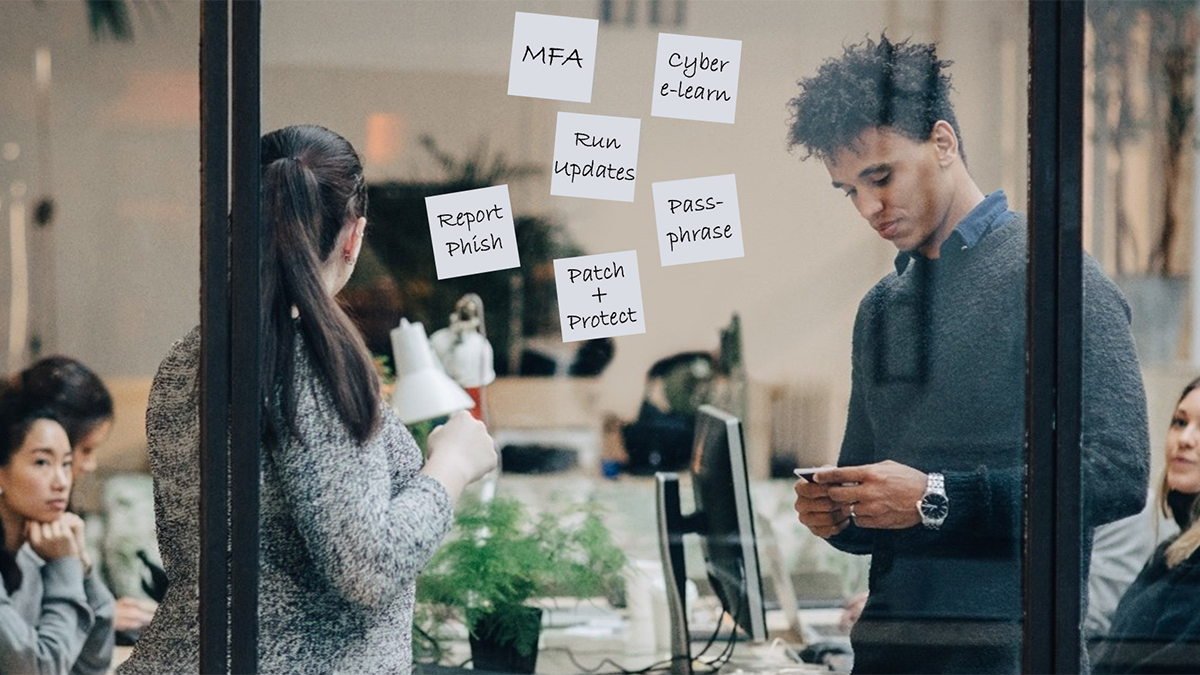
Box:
left=656, top=472, right=705, bottom=675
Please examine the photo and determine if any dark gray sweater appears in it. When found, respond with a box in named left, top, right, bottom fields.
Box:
left=829, top=213, right=1150, bottom=674
left=120, top=327, right=453, bottom=674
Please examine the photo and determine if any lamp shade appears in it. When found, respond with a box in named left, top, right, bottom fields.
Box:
left=389, top=318, right=475, bottom=424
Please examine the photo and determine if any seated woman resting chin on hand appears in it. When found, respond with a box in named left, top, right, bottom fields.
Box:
left=0, top=385, right=114, bottom=674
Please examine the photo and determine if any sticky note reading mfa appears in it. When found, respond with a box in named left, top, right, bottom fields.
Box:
left=652, top=174, right=744, bottom=266
left=551, top=112, right=641, bottom=202
left=554, top=250, right=646, bottom=342
left=508, top=12, right=599, bottom=103
left=651, top=33, right=742, bottom=124
left=425, top=185, right=521, bottom=280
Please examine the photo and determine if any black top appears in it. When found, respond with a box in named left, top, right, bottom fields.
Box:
left=1094, top=493, right=1200, bottom=675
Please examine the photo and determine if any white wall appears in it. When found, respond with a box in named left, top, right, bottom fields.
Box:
left=0, top=0, right=201, bottom=377
left=261, top=0, right=1029, bottom=450
left=1, top=1, right=1028, bottom=462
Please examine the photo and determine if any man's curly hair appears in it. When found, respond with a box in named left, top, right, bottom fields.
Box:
left=788, top=35, right=964, bottom=164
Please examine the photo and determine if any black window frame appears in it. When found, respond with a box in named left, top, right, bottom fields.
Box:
left=197, top=1, right=1087, bottom=672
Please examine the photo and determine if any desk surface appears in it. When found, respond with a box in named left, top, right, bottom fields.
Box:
left=416, top=603, right=844, bottom=675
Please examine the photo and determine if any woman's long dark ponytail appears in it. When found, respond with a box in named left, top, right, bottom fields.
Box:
left=260, top=125, right=380, bottom=445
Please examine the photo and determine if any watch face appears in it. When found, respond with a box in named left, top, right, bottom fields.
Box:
left=921, top=493, right=949, bottom=520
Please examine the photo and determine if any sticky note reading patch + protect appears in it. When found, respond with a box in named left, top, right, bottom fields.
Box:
left=554, top=250, right=646, bottom=342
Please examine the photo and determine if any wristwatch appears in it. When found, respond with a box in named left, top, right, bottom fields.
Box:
left=918, top=472, right=949, bottom=529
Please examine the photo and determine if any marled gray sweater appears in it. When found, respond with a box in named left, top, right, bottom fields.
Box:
left=120, top=327, right=453, bottom=674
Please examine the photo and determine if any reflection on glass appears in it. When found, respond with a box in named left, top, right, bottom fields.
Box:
left=1085, top=3, right=1199, bottom=673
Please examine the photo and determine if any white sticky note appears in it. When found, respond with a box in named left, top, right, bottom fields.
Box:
left=508, top=12, right=599, bottom=103
left=651, top=33, right=742, bottom=124
left=425, top=185, right=521, bottom=280
left=551, top=112, right=641, bottom=202
left=554, top=250, right=646, bottom=342
left=652, top=174, right=744, bottom=266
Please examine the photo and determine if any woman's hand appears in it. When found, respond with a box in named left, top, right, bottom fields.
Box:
left=421, top=411, right=498, bottom=502
left=114, top=597, right=158, bottom=633
left=26, top=519, right=80, bottom=562
left=58, top=512, right=93, bottom=574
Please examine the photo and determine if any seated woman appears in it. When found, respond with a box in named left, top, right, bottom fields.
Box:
left=0, top=383, right=114, bottom=673
left=1093, top=377, right=1200, bottom=674
left=18, top=356, right=158, bottom=639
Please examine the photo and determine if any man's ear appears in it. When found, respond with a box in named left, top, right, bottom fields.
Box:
left=931, top=120, right=959, bottom=166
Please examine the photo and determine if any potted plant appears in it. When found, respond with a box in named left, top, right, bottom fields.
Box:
left=416, top=495, right=627, bottom=673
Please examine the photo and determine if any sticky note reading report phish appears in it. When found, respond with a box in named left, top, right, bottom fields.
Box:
left=651, top=33, right=742, bottom=124
left=652, top=174, right=744, bottom=266
left=508, top=12, right=599, bottom=103
left=554, top=251, right=646, bottom=342
left=425, top=185, right=521, bottom=280
left=551, top=112, right=642, bottom=202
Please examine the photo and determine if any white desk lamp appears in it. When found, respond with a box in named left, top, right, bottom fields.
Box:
left=389, top=318, right=475, bottom=425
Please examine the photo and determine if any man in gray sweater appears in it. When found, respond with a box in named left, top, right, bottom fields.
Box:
left=789, top=35, right=1150, bottom=673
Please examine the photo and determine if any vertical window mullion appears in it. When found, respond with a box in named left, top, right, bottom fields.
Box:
left=199, top=1, right=230, bottom=672
left=229, top=0, right=263, bottom=672
left=1027, top=2, right=1085, bottom=673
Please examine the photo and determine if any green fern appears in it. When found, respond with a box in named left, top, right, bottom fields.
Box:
left=416, top=495, right=628, bottom=658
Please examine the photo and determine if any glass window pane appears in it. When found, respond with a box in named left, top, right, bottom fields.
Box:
left=1085, top=2, right=1199, bottom=673
left=253, top=1, right=1036, bottom=673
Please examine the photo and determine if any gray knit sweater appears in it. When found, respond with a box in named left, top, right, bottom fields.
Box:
left=120, top=327, right=453, bottom=674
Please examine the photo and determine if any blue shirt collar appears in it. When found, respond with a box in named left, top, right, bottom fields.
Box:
left=894, top=190, right=1010, bottom=275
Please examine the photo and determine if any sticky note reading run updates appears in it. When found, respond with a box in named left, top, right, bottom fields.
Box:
left=554, top=250, right=646, bottom=342
left=551, top=112, right=642, bottom=202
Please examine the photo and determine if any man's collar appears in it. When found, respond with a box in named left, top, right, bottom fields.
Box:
left=894, top=191, right=1009, bottom=274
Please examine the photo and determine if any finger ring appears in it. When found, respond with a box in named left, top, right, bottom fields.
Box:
left=849, top=504, right=857, bottom=518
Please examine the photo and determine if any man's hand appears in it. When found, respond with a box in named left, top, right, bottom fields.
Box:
left=794, top=479, right=852, bottom=539
left=816, top=460, right=927, bottom=530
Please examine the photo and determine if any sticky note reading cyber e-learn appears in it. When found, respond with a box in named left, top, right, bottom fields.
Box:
left=551, top=112, right=642, bottom=202
left=554, top=250, right=646, bottom=342
left=425, top=185, right=521, bottom=280
left=508, top=12, right=599, bottom=103
left=652, top=174, right=744, bottom=266
left=651, top=33, right=742, bottom=124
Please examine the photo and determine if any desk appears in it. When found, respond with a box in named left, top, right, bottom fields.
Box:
left=417, top=603, right=843, bottom=674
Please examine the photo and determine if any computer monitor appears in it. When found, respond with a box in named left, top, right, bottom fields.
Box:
left=656, top=404, right=767, bottom=674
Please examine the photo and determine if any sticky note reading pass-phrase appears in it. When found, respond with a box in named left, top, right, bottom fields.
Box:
left=508, top=12, right=599, bottom=103
left=551, top=112, right=642, bottom=202
left=652, top=174, right=744, bottom=266
left=425, top=185, right=521, bottom=280
left=651, top=33, right=742, bottom=124
left=554, top=250, right=646, bottom=342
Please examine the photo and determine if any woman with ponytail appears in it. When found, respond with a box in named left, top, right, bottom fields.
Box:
left=121, top=125, right=497, bottom=673
left=0, top=383, right=113, bottom=674
left=1094, top=377, right=1200, bottom=673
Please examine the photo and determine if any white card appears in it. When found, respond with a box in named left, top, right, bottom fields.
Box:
left=651, top=33, right=742, bottom=124
left=551, top=112, right=642, bottom=202
left=554, top=250, right=646, bottom=342
left=651, top=174, right=744, bottom=266
left=425, top=185, right=521, bottom=280
left=508, top=12, right=599, bottom=103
